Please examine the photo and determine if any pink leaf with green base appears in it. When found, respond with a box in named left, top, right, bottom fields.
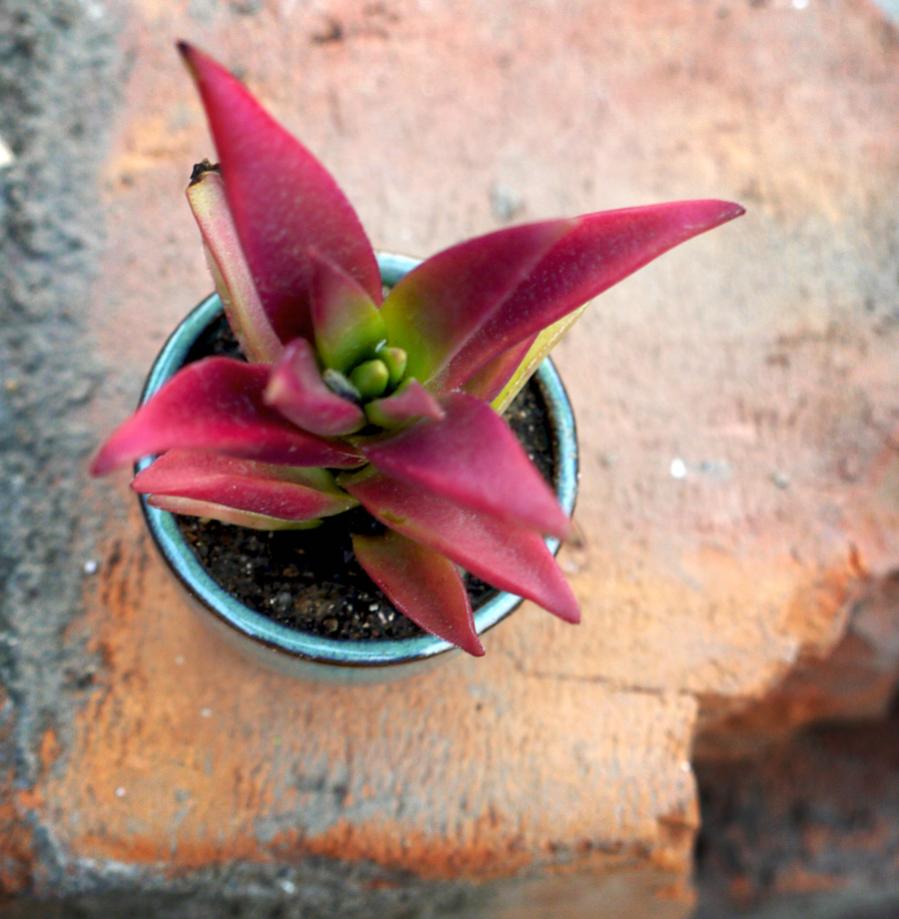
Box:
left=439, top=200, right=745, bottom=391
left=308, top=251, right=387, bottom=373
left=133, top=449, right=356, bottom=529
left=344, top=473, right=580, bottom=623
left=178, top=42, right=381, bottom=343
left=364, top=380, right=445, bottom=429
left=265, top=338, right=366, bottom=436
left=186, top=164, right=282, bottom=364
left=90, top=358, right=362, bottom=475
left=379, top=221, right=573, bottom=385
left=363, top=394, right=569, bottom=538
left=352, top=531, right=484, bottom=656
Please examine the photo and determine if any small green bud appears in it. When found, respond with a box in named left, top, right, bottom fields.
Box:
left=381, top=347, right=407, bottom=387
left=349, top=359, right=390, bottom=399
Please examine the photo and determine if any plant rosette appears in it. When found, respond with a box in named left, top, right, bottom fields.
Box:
left=136, top=256, right=577, bottom=681
left=92, top=43, right=744, bottom=680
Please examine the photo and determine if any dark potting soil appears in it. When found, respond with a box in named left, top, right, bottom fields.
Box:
left=175, top=316, right=558, bottom=641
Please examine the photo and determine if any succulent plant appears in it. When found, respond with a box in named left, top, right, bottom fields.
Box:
left=91, top=43, right=743, bottom=656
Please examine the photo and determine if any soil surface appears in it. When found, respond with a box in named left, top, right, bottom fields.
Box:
left=176, top=317, right=558, bottom=641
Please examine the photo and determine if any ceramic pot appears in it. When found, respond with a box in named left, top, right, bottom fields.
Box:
left=138, top=253, right=579, bottom=682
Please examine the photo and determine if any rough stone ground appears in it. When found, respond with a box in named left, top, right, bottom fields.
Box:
left=0, top=0, right=122, bottom=896
left=695, top=707, right=899, bottom=919
left=1, top=1, right=898, bottom=917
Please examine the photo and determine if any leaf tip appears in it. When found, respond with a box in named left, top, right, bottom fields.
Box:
left=719, top=200, right=746, bottom=222
left=262, top=372, right=286, bottom=407
left=90, top=436, right=128, bottom=477
left=188, top=158, right=220, bottom=188
left=88, top=450, right=112, bottom=477
left=551, top=514, right=572, bottom=542
left=465, top=635, right=487, bottom=657
left=176, top=40, right=196, bottom=71
left=555, top=593, right=581, bottom=624
left=130, top=459, right=160, bottom=494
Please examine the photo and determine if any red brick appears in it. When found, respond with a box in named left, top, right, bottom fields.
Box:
left=6, top=0, right=898, bottom=915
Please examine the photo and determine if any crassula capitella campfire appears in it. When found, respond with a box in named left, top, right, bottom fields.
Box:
left=91, top=42, right=744, bottom=656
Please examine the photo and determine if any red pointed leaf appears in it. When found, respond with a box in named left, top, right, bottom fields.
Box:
left=344, top=473, right=580, bottom=623
left=379, top=220, right=572, bottom=384
left=363, top=394, right=568, bottom=538
left=309, top=251, right=386, bottom=373
left=440, top=200, right=745, bottom=389
left=364, top=379, right=445, bottom=428
left=352, top=531, right=483, bottom=656
left=265, top=338, right=366, bottom=436
left=91, top=358, right=361, bottom=474
left=186, top=166, right=282, bottom=363
left=147, top=495, right=322, bottom=530
left=133, top=449, right=357, bottom=523
left=179, top=43, right=381, bottom=343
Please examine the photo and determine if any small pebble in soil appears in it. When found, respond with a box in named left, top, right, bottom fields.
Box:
left=560, top=556, right=582, bottom=575
left=669, top=457, right=688, bottom=479
left=772, top=470, right=791, bottom=489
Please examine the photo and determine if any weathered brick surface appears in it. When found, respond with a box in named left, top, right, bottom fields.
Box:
left=2, top=0, right=897, bottom=916
left=696, top=570, right=899, bottom=760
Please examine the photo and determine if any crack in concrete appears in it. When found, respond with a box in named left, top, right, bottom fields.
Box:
left=499, top=648, right=695, bottom=700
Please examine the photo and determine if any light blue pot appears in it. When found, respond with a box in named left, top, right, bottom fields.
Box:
left=138, top=253, right=579, bottom=682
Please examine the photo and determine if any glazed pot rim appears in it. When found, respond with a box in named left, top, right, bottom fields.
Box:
left=137, top=252, right=579, bottom=668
